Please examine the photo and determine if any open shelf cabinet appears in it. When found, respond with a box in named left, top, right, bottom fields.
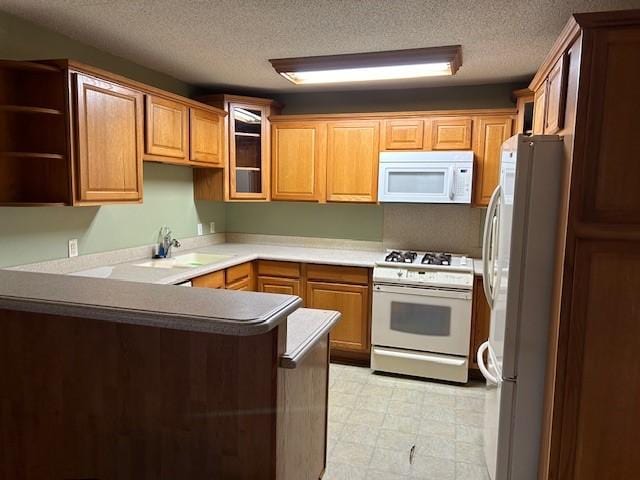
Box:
left=0, top=60, right=71, bottom=205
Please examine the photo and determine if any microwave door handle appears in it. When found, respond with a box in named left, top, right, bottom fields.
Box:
left=448, top=167, right=455, bottom=200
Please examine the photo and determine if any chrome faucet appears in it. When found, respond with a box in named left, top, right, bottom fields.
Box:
left=156, top=226, right=181, bottom=258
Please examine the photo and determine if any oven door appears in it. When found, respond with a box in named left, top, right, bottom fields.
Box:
left=378, top=162, right=454, bottom=203
left=372, top=283, right=472, bottom=355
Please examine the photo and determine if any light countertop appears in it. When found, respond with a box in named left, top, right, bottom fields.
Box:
left=69, top=242, right=384, bottom=285
left=68, top=242, right=482, bottom=284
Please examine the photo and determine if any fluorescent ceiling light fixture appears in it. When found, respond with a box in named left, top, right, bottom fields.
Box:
left=270, top=46, right=462, bottom=85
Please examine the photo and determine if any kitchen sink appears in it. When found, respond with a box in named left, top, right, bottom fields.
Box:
left=134, top=252, right=232, bottom=269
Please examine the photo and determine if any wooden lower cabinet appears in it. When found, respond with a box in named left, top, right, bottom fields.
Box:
left=191, top=262, right=255, bottom=291
left=258, top=276, right=301, bottom=297
left=191, top=270, right=224, bottom=289
left=469, top=276, right=491, bottom=372
left=225, top=261, right=254, bottom=289
left=306, top=281, right=370, bottom=355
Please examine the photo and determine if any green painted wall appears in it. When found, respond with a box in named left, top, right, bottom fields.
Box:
left=0, top=11, right=223, bottom=267
left=226, top=202, right=383, bottom=241
left=1, top=164, right=226, bottom=267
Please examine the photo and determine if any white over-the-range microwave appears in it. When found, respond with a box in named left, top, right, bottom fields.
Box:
left=378, top=150, right=474, bottom=204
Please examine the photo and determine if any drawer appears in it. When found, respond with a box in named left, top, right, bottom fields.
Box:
left=226, top=277, right=251, bottom=291
left=306, top=264, right=369, bottom=286
left=257, top=260, right=301, bottom=278
left=226, top=261, right=252, bottom=284
left=257, top=276, right=302, bottom=297
left=191, top=270, right=225, bottom=289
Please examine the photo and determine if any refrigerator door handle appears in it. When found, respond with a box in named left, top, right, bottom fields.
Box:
left=482, top=186, right=501, bottom=308
left=477, top=341, right=498, bottom=385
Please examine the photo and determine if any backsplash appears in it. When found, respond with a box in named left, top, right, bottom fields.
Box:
left=382, top=204, right=485, bottom=257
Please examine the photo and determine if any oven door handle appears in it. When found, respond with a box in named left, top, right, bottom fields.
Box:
left=373, top=347, right=467, bottom=366
left=374, top=284, right=472, bottom=300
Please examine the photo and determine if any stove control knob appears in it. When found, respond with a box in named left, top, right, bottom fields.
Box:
left=397, top=271, right=404, bottom=278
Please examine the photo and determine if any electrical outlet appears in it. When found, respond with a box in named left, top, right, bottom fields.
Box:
left=197, top=223, right=203, bottom=236
left=209, top=222, right=216, bottom=233
left=68, top=239, right=78, bottom=258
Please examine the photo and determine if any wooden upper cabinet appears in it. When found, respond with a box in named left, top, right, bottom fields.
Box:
left=432, top=117, right=472, bottom=150
left=473, top=115, right=513, bottom=206
left=326, top=120, right=380, bottom=202
left=532, top=83, right=547, bottom=135
left=144, top=95, right=188, bottom=162
left=381, top=119, right=424, bottom=150
left=190, top=108, right=223, bottom=165
left=271, top=122, right=326, bottom=201
left=73, top=73, right=143, bottom=203
left=306, top=281, right=369, bottom=353
left=544, top=54, right=569, bottom=134
left=229, top=102, right=270, bottom=200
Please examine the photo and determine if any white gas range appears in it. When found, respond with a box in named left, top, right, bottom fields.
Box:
left=371, top=250, right=474, bottom=383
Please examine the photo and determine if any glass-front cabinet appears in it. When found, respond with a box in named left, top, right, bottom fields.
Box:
left=229, top=103, right=267, bottom=198
left=197, top=94, right=279, bottom=201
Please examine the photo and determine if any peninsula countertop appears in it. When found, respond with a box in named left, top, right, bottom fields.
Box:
left=0, top=269, right=301, bottom=336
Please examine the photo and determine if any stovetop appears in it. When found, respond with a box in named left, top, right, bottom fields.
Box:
left=377, top=250, right=472, bottom=271
left=374, top=250, right=473, bottom=289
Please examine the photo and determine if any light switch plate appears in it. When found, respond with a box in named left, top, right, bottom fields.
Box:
left=68, top=239, right=78, bottom=258
left=209, top=222, right=216, bottom=233
left=197, top=224, right=203, bottom=236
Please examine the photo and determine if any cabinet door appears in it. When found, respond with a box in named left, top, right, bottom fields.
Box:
left=257, top=276, right=302, bottom=297
left=544, top=54, right=568, bottom=134
left=469, top=276, right=491, bottom=370
left=144, top=95, right=188, bottom=162
left=192, top=270, right=225, bottom=289
left=271, top=122, right=326, bottom=201
left=326, top=121, right=379, bottom=202
left=229, top=103, right=270, bottom=200
left=473, top=116, right=513, bottom=206
left=306, top=281, right=369, bottom=353
left=432, top=118, right=472, bottom=150
left=226, top=278, right=251, bottom=291
left=74, top=73, right=143, bottom=203
left=382, top=119, right=424, bottom=150
left=532, top=83, right=547, bottom=135
left=226, top=261, right=254, bottom=290
left=190, top=107, right=223, bottom=165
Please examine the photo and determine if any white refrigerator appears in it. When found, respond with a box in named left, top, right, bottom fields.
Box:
left=477, top=134, right=564, bottom=480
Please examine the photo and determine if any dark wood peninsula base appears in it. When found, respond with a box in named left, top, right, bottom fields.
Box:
left=0, top=308, right=333, bottom=480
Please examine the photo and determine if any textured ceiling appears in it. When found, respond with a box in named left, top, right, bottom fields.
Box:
left=1, top=0, right=639, bottom=92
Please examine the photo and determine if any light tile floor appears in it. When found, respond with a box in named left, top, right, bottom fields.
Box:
left=325, top=363, right=489, bottom=480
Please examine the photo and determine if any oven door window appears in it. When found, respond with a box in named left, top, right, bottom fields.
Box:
left=390, top=301, right=451, bottom=336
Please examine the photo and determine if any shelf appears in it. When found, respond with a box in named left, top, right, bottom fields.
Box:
left=0, top=202, right=67, bottom=207
left=0, top=60, right=61, bottom=73
left=234, top=132, right=261, bottom=137
left=1, top=152, right=65, bottom=160
left=236, top=166, right=261, bottom=171
left=0, top=105, right=64, bottom=115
